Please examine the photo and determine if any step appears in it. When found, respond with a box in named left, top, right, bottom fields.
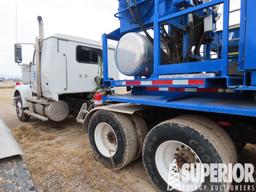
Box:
left=24, top=110, right=48, bottom=121
left=77, top=119, right=84, bottom=124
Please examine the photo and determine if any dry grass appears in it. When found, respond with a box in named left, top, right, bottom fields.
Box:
left=11, top=121, right=152, bottom=192
left=1, top=88, right=256, bottom=192
left=0, top=81, right=15, bottom=89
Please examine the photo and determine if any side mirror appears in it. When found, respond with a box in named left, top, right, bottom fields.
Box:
left=14, top=43, right=22, bottom=63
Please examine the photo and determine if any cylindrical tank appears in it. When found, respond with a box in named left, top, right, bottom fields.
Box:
left=45, top=101, right=69, bottom=122
left=115, top=33, right=153, bottom=76
left=34, top=103, right=44, bottom=116
left=33, top=100, right=69, bottom=122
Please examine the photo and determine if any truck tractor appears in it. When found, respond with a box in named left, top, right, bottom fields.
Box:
left=82, top=0, right=256, bottom=191
left=13, top=16, right=118, bottom=122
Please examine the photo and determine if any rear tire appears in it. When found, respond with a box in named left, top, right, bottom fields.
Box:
left=88, top=110, right=138, bottom=170
left=142, top=115, right=237, bottom=192
left=130, top=115, right=148, bottom=160
left=15, top=96, right=30, bottom=122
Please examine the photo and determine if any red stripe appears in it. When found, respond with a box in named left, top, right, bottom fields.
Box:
left=197, top=88, right=219, bottom=93
left=143, top=87, right=233, bottom=93
left=169, top=88, right=185, bottom=92
left=152, top=80, right=173, bottom=85
left=126, top=81, right=141, bottom=85
left=145, top=87, right=159, bottom=91
left=188, top=79, right=205, bottom=85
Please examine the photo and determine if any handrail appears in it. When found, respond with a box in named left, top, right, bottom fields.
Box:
left=230, top=8, right=240, bottom=14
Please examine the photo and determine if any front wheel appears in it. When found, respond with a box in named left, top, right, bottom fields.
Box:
left=142, top=115, right=237, bottom=192
left=15, top=96, right=30, bottom=122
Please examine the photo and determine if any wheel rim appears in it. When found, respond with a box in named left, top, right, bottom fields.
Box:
left=155, top=140, right=203, bottom=192
left=16, top=100, right=23, bottom=117
left=94, top=122, right=118, bottom=158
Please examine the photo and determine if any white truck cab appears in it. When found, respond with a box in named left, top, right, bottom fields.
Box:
left=29, top=33, right=117, bottom=101
left=13, top=17, right=118, bottom=122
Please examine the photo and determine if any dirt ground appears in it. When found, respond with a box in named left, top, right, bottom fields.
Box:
left=0, top=88, right=155, bottom=192
left=0, top=81, right=15, bottom=89
left=0, top=88, right=255, bottom=192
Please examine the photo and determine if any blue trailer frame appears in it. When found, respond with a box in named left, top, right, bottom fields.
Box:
left=101, top=0, right=256, bottom=118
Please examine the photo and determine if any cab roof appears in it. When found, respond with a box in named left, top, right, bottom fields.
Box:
left=46, top=33, right=115, bottom=49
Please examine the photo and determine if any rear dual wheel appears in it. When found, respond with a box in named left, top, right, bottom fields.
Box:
left=88, top=110, right=147, bottom=170
left=142, top=115, right=237, bottom=192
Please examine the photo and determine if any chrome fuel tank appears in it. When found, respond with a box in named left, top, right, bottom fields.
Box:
left=115, top=33, right=153, bottom=76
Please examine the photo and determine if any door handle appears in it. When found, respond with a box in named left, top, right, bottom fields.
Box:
left=63, top=53, right=68, bottom=90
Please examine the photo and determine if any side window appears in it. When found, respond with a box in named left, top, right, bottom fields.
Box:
left=76, top=45, right=102, bottom=64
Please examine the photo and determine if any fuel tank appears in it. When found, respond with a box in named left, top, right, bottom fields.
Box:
left=115, top=32, right=153, bottom=76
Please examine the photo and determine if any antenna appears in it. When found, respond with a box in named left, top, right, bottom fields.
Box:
left=15, top=1, right=18, bottom=43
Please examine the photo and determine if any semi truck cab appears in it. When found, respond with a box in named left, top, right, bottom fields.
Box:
left=13, top=17, right=118, bottom=122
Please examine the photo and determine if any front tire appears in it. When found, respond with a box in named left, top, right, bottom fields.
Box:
left=142, top=115, right=237, bottom=192
left=15, top=96, right=30, bottom=122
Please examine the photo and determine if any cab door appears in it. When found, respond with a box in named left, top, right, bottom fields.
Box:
left=58, top=40, right=100, bottom=93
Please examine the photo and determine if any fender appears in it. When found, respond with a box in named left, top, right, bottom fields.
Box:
left=83, top=103, right=148, bottom=131
left=12, top=84, right=32, bottom=108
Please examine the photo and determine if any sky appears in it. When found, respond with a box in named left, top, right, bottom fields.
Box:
left=0, top=0, right=119, bottom=78
left=0, top=0, right=240, bottom=78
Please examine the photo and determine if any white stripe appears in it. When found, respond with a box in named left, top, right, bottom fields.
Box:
left=159, top=87, right=169, bottom=91
left=185, top=88, right=197, bottom=92
left=225, top=89, right=235, bottom=93
left=218, top=89, right=225, bottom=93
left=122, top=81, right=126, bottom=85
left=173, top=80, right=189, bottom=85
left=141, top=81, right=152, bottom=85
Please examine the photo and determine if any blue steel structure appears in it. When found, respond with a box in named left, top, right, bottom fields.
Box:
left=101, top=0, right=256, bottom=118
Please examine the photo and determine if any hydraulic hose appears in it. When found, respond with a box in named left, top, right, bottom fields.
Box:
left=183, top=13, right=195, bottom=62
left=127, top=0, right=153, bottom=43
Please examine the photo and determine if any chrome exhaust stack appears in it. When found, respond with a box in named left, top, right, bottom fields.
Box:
left=35, top=16, right=44, bottom=97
